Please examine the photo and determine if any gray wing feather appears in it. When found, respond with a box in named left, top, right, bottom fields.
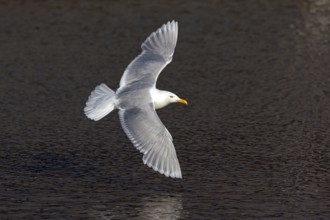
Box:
left=118, top=104, right=182, bottom=178
left=119, top=21, right=178, bottom=88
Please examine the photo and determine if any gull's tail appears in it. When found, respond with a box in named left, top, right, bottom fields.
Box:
left=84, top=83, right=117, bottom=121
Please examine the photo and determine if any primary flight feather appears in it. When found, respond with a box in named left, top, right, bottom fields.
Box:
left=84, top=21, right=187, bottom=178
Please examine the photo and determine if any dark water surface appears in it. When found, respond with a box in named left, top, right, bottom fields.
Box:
left=1, top=0, right=330, bottom=219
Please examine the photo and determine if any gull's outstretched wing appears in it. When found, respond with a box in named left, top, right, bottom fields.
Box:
left=119, top=21, right=178, bottom=88
left=118, top=104, right=182, bottom=178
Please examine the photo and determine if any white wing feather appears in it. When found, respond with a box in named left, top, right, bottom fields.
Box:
left=118, top=104, right=182, bottom=178
left=119, top=21, right=178, bottom=88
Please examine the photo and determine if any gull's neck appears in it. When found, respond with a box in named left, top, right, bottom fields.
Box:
left=150, top=89, right=170, bottom=109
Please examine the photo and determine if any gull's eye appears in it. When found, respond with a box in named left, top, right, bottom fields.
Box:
left=170, top=95, right=174, bottom=98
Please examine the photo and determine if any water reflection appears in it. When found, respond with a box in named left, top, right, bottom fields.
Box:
left=91, top=194, right=184, bottom=220
left=298, top=0, right=330, bottom=44
left=138, top=195, right=184, bottom=220
left=304, top=0, right=330, bottom=32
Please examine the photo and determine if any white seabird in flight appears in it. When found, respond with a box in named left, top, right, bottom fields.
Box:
left=84, top=21, right=187, bottom=178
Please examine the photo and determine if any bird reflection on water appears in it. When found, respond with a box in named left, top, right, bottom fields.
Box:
left=90, top=194, right=184, bottom=220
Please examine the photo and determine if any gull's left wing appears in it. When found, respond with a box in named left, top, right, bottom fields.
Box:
left=119, top=21, right=178, bottom=88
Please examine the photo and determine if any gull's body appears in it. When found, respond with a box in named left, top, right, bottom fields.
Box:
left=84, top=21, right=187, bottom=178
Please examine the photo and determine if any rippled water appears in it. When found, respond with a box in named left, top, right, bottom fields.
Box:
left=1, top=0, right=330, bottom=219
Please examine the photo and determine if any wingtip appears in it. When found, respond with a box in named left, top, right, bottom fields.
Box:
left=172, top=171, right=182, bottom=179
left=144, top=160, right=182, bottom=179
left=167, top=20, right=178, bottom=30
left=140, top=20, right=179, bottom=57
left=168, top=20, right=178, bottom=25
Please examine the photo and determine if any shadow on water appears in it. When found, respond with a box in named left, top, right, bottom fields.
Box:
left=1, top=150, right=187, bottom=219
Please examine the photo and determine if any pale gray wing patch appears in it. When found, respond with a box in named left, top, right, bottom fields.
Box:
left=119, top=54, right=166, bottom=88
left=119, top=21, right=178, bottom=88
left=141, top=20, right=178, bottom=61
left=118, top=105, right=182, bottom=178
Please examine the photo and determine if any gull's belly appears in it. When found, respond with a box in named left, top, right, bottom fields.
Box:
left=116, top=87, right=152, bottom=110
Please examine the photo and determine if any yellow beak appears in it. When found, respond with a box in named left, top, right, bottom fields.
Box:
left=177, top=98, right=188, bottom=105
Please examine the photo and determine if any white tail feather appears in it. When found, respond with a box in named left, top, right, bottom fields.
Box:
left=84, top=83, right=116, bottom=121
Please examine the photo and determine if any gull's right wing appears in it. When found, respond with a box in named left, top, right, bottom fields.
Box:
left=118, top=104, right=182, bottom=178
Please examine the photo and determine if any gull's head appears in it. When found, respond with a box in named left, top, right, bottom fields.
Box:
left=153, top=90, right=188, bottom=109
left=167, top=92, right=188, bottom=105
